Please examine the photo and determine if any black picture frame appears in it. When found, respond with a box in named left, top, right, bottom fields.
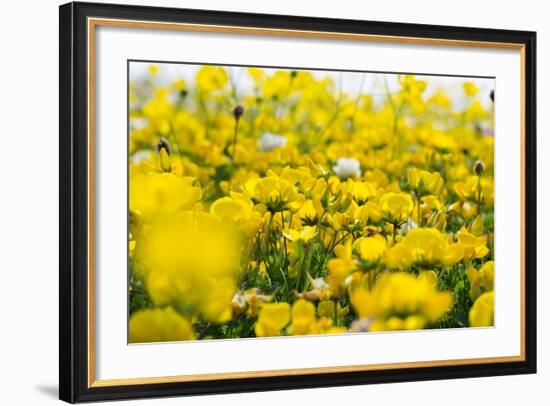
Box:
left=59, top=1, right=537, bottom=403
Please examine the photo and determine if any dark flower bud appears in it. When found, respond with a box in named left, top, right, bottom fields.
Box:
left=156, top=138, right=170, bottom=155
left=473, top=160, right=485, bottom=175
left=490, top=89, right=494, bottom=103
left=290, top=70, right=298, bottom=79
left=232, top=104, right=244, bottom=120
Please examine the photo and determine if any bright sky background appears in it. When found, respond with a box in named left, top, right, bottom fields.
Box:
left=130, top=61, right=495, bottom=110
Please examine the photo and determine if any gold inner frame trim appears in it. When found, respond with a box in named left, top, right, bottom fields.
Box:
left=87, top=17, right=527, bottom=388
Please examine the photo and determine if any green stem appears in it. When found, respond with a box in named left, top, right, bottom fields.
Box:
left=262, top=212, right=273, bottom=255
left=476, top=175, right=482, bottom=217
left=417, top=194, right=422, bottom=228
left=302, top=244, right=314, bottom=291
left=229, top=117, right=240, bottom=166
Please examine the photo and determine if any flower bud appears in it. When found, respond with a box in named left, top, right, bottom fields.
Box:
left=159, top=147, right=171, bottom=172
left=473, top=160, right=485, bottom=175
left=156, top=138, right=170, bottom=155
left=232, top=104, right=244, bottom=120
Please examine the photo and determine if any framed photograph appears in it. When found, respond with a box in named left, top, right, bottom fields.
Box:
left=59, top=1, right=536, bottom=403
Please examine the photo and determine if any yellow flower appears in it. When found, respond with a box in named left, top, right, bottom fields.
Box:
left=458, top=228, right=489, bottom=260
left=210, top=196, right=262, bottom=236
left=282, top=226, right=317, bottom=243
left=297, top=199, right=322, bottom=225
left=454, top=176, right=478, bottom=201
left=413, top=195, right=444, bottom=224
left=327, top=240, right=356, bottom=292
left=429, top=131, right=458, bottom=153
left=379, top=192, right=414, bottom=224
left=370, top=315, right=426, bottom=332
left=210, top=196, right=251, bottom=222
left=428, top=210, right=447, bottom=232
left=407, top=168, right=444, bottom=195
left=441, top=242, right=464, bottom=266
left=129, top=172, right=201, bottom=223
left=469, top=291, right=494, bottom=327
left=248, top=67, right=265, bottom=82
left=129, top=307, right=195, bottom=343
left=463, top=81, right=479, bottom=96
left=196, top=65, right=228, bottom=92
left=317, top=300, right=336, bottom=319
left=401, top=228, right=463, bottom=266
left=350, top=272, right=452, bottom=331
left=244, top=175, right=298, bottom=212
left=263, top=70, right=292, bottom=99
left=467, top=260, right=494, bottom=299
left=139, top=211, right=241, bottom=324
left=384, top=243, right=413, bottom=270
left=255, top=303, right=291, bottom=337
left=351, top=181, right=376, bottom=204
left=354, top=236, right=387, bottom=262
left=469, top=215, right=484, bottom=236
left=418, top=270, right=439, bottom=288
left=454, top=176, right=493, bottom=206
left=365, top=201, right=384, bottom=223
left=289, top=299, right=317, bottom=335
left=159, top=146, right=171, bottom=172
left=172, top=78, right=186, bottom=91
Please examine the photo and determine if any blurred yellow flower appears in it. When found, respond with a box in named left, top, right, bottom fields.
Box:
left=289, top=299, right=317, bottom=335
left=210, top=196, right=262, bottom=236
left=463, top=81, right=479, bottom=96
left=139, top=211, right=241, bottom=324
left=327, top=240, right=356, bottom=293
left=467, top=260, right=494, bottom=299
left=148, top=64, right=159, bottom=75
left=350, top=272, right=452, bottom=331
left=384, top=243, right=414, bottom=270
left=196, top=65, right=229, bottom=92
left=355, top=236, right=387, bottom=262
left=401, top=228, right=463, bottom=266
left=129, top=172, right=201, bottom=223
left=469, top=291, right=494, bottom=327
left=255, top=303, right=291, bottom=337
left=129, top=307, right=195, bottom=343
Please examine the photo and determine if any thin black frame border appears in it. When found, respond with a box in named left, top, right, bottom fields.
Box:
left=60, top=1, right=537, bottom=403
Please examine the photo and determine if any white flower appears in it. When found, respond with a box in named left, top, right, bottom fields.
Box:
left=131, top=150, right=151, bottom=164
left=310, top=277, right=329, bottom=290
left=332, top=157, right=361, bottom=179
left=258, top=132, right=287, bottom=152
left=130, top=117, right=148, bottom=130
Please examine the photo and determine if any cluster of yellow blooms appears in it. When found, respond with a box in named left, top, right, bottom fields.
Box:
left=128, top=64, right=495, bottom=343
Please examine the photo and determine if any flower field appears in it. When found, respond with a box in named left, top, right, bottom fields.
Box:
left=128, top=64, right=495, bottom=343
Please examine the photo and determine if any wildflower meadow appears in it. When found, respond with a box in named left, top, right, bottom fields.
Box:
left=128, top=63, right=495, bottom=343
